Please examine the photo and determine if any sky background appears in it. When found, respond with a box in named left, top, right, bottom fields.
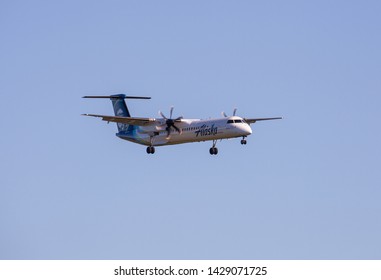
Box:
left=1, top=0, right=380, bottom=259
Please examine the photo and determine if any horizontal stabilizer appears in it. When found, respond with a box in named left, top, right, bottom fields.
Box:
left=82, top=114, right=157, bottom=126
left=83, top=95, right=151, bottom=99
left=244, top=117, right=282, bottom=124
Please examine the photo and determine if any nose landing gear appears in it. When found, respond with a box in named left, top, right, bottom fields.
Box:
left=241, top=136, right=247, bottom=145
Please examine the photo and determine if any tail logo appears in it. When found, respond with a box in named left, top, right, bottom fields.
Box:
left=116, top=108, right=128, bottom=131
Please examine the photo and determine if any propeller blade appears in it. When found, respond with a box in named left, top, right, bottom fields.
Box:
left=159, top=111, right=167, bottom=119
left=169, top=106, right=174, bottom=119
left=222, top=112, right=228, bottom=117
left=172, top=125, right=182, bottom=134
left=233, top=108, right=237, bottom=116
left=159, top=106, right=183, bottom=138
left=166, top=127, right=171, bottom=138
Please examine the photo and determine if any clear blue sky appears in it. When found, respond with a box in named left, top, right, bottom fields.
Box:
left=1, top=0, right=380, bottom=259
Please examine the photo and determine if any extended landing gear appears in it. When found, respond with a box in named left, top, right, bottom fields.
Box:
left=209, top=147, right=218, bottom=155
left=241, top=136, right=247, bottom=145
left=209, top=140, right=218, bottom=155
left=146, top=135, right=156, bottom=154
left=146, top=146, right=155, bottom=154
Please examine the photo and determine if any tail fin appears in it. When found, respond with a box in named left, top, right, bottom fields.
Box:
left=83, top=94, right=151, bottom=133
left=110, top=94, right=130, bottom=116
left=111, top=94, right=131, bottom=132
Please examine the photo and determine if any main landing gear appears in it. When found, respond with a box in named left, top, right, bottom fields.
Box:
left=146, top=135, right=156, bottom=154
left=209, top=140, right=218, bottom=155
left=146, top=146, right=155, bottom=154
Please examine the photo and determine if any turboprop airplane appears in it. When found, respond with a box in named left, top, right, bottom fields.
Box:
left=82, top=94, right=281, bottom=155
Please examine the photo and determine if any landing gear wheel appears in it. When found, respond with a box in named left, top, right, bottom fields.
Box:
left=209, top=147, right=218, bottom=155
left=146, top=146, right=155, bottom=154
left=209, top=140, right=218, bottom=155
left=241, top=139, right=247, bottom=145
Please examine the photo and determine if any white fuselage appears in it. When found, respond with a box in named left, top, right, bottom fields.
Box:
left=118, top=116, right=252, bottom=146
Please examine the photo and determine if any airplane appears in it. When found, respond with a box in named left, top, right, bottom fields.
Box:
left=82, top=94, right=281, bottom=155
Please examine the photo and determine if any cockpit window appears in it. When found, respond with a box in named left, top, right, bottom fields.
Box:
left=227, top=119, right=244, bottom=124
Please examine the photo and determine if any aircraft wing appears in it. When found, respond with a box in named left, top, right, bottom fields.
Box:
left=82, top=114, right=157, bottom=126
left=244, top=117, right=282, bottom=124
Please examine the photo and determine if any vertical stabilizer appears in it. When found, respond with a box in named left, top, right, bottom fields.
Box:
left=82, top=94, right=151, bottom=133
left=110, top=94, right=131, bottom=132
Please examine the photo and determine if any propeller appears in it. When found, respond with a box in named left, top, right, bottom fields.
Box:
left=158, top=106, right=183, bottom=138
left=222, top=108, right=237, bottom=117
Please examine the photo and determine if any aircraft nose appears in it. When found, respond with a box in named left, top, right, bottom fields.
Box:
left=241, top=124, right=252, bottom=135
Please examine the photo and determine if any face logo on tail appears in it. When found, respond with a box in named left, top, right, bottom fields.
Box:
left=116, top=108, right=128, bottom=131
left=116, top=108, right=124, bottom=116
